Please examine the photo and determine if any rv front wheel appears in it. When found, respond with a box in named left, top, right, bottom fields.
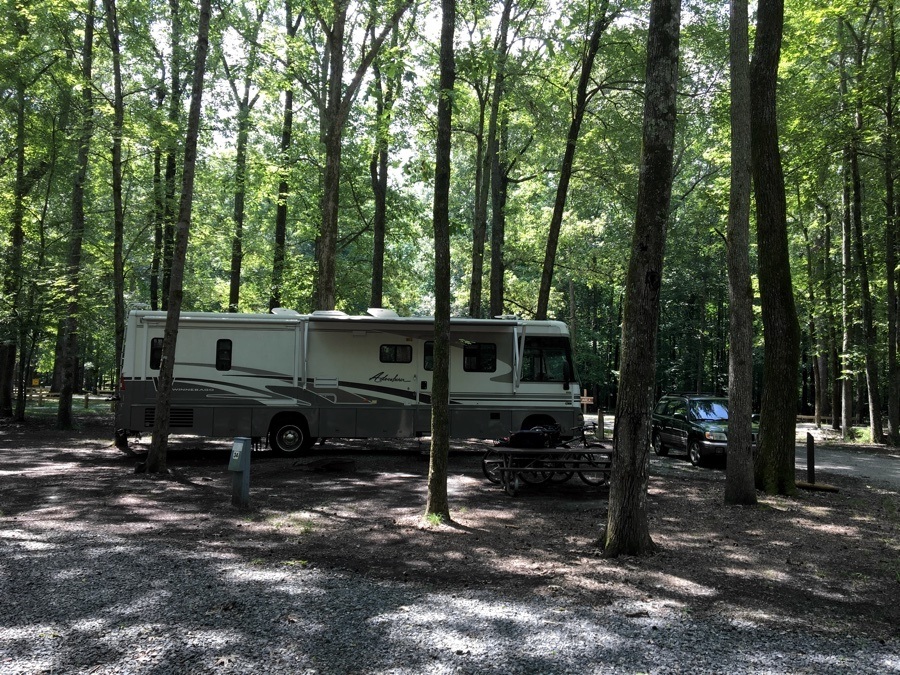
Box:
left=270, top=421, right=311, bottom=455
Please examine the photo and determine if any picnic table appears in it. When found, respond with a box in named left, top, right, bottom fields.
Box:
left=482, top=445, right=612, bottom=496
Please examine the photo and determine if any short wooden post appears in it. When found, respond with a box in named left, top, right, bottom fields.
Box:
left=806, top=432, right=815, bottom=484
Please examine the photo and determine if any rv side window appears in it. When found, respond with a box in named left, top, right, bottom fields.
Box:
left=380, top=344, right=412, bottom=363
left=149, top=338, right=163, bottom=370
left=521, top=337, right=573, bottom=382
left=463, top=343, right=496, bottom=372
left=424, top=341, right=433, bottom=371
left=216, top=339, right=232, bottom=371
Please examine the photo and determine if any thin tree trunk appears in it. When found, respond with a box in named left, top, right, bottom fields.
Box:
left=488, top=0, right=512, bottom=319
left=489, top=117, right=509, bottom=318
left=536, top=2, right=612, bottom=320
left=883, top=0, right=899, bottom=445
left=270, top=1, right=299, bottom=312
left=724, top=0, right=756, bottom=505
left=468, top=94, right=488, bottom=318
left=161, top=0, right=183, bottom=311
left=58, top=0, right=95, bottom=430
left=144, top=0, right=212, bottom=473
left=369, top=28, right=399, bottom=309
left=103, top=0, right=126, bottom=386
left=425, top=0, right=456, bottom=522
left=228, top=110, right=250, bottom=313
left=314, top=0, right=414, bottom=311
left=750, top=0, right=799, bottom=495
left=604, top=0, right=681, bottom=557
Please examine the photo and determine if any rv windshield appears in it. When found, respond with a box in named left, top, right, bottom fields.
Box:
left=521, top=336, right=573, bottom=383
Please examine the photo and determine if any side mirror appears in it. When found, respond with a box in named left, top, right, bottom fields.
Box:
left=674, top=413, right=687, bottom=422
left=563, top=363, right=571, bottom=391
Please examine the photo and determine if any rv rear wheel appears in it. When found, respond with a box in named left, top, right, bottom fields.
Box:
left=269, top=420, right=312, bottom=455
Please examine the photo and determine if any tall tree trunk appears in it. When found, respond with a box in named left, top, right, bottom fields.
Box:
left=425, top=0, right=455, bottom=522
left=750, top=0, right=799, bottom=495
left=489, top=117, right=509, bottom=318
left=161, top=0, right=183, bottom=311
left=313, top=0, right=414, bottom=311
left=228, top=109, right=250, bottom=313
left=103, top=0, right=126, bottom=386
left=819, top=203, right=842, bottom=430
left=145, top=0, right=212, bottom=473
left=725, top=0, right=756, bottom=505
left=604, top=0, right=681, bottom=557
left=1, top=41, right=28, bottom=418
left=803, top=226, right=823, bottom=428
left=536, top=2, right=612, bottom=320
left=468, top=92, right=489, bottom=318
left=369, top=28, right=400, bottom=310
left=269, top=0, right=299, bottom=312
left=223, top=8, right=263, bottom=314
left=883, top=0, right=899, bottom=445
left=487, top=0, right=512, bottom=319
left=58, top=0, right=96, bottom=430
left=270, top=86, right=293, bottom=311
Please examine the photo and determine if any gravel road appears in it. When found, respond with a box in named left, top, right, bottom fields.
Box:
left=2, top=524, right=897, bottom=674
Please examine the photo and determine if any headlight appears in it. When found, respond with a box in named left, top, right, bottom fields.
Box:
left=704, top=431, right=727, bottom=441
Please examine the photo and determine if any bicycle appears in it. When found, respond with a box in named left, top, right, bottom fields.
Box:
left=560, top=422, right=611, bottom=486
left=482, top=425, right=568, bottom=485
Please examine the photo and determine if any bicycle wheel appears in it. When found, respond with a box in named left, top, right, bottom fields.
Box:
left=482, top=450, right=503, bottom=484
left=517, top=458, right=553, bottom=484
left=577, top=452, right=611, bottom=486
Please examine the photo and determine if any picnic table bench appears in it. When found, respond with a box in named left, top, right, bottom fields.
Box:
left=482, top=445, right=612, bottom=496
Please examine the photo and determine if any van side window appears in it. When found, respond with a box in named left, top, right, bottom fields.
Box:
left=424, top=341, right=434, bottom=371
left=150, top=338, right=163, bottom=370
left=216, top=339, right=232, bottom=371
left=380, top=344, right=412, bottom=363
left=463, top=343, right=496, bottom=372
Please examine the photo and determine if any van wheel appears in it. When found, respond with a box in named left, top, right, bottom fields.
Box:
left=269, top=420, right=312, bottom=455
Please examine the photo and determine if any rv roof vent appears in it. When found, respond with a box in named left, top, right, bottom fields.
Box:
left=311, top=310, right=349, bottom=318
left=494, top=314, right=520, bottom=320
left=367, top=308, right=400, bottom=319
left=270, top=307, right=299, bottom=315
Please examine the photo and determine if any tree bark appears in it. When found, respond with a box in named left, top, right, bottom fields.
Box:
left=883, top=0, right=899, bottom=445
left=103, top=0, right=126, bottom=387
left=145, top=0, right=212, bottom=473
left=425, top=0, right=455, bottom=522
left=604, top=0, right=681, bottom=557
left=467, top=87, right=489, bottom=318
left=488, top=0, right=512, bottom=319
left=750, top=0, right=799, bottom=495
left=269, top=1, right=300, bottom=312
left=313, top=0, right=414, bottom=311
left=57, top=0, right=95, bottom=430
left=724, top=0, right=756, bottom=505
left=161, top=0, right=183, bottom=312
left=536, top=2, right=612, bottom=320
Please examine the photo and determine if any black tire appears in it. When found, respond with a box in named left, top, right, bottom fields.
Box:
left=482, top=450, right=503, bottom=484
left=652, top=433, right=669, bottom=457
left=688, top=440, right=704, bottom=467
left=269, top=419, right=313, bottom=455
left=517, top=459, right=553, bottom=484
left=577, top=452, right=611, bottom=486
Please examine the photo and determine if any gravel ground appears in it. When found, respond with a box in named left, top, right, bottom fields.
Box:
left=2, top=411, right=899, bottom=674
left=2, top=526, right=898, bottom=674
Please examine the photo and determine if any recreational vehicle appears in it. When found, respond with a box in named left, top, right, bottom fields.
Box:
left=116, top=308, right=583, bottom=453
